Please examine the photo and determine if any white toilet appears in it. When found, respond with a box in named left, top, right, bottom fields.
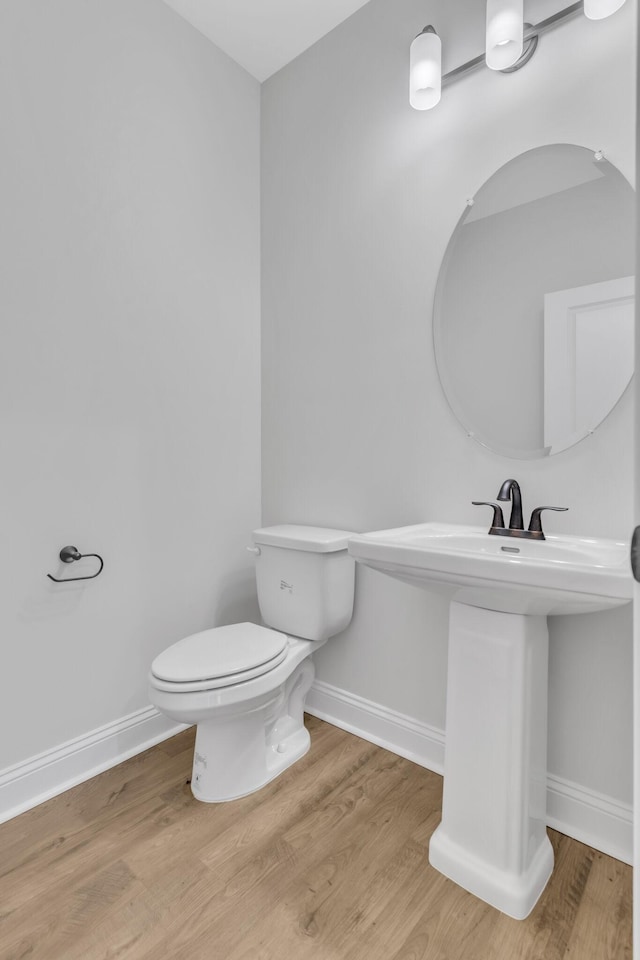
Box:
left=149, top=525, right=355, bottom=803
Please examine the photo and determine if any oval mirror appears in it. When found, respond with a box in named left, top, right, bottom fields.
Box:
left=434, top=144, right=635, bottom=459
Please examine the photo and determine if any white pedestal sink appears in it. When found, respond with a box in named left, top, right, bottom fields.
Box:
left=348, top=523, right=632, bottom=919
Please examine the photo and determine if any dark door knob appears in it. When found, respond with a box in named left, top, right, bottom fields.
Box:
left=631, top=526, right=640, bottom=582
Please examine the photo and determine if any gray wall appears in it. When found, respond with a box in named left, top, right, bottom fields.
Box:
left=262, top=0, right=635, bottom=804
left=0, top=0, right=261, bottom=770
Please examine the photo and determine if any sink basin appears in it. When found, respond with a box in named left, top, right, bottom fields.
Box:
left=348, top=522, right=632, bottom=615
left=349, top=519, right=632, bottom=918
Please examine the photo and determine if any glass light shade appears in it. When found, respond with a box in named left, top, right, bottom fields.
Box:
left=584, top=0, right=626, bottom=18
left=486, top=0, right=524, bottom=70
left=410, top=28, right=442, bottom=111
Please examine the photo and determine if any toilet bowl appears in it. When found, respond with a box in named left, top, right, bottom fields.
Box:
left=148, top=525, right=355, bottom=802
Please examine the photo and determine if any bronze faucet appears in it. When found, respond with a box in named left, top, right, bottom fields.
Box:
left=473, top=479, right=567, bottom=541
left=497, top=478, right=524, bottom=531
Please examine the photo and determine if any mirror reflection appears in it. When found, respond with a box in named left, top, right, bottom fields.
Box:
left=433, top=144, right=635, bottom=459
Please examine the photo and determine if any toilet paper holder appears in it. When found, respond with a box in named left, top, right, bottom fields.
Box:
left=47, top=546, right=104, bottom=583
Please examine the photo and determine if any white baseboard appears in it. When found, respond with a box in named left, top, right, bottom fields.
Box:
left=306, top=679, right=445, bottom=775
left=306, top=679, right=633, bottom=865
left=0, top=706, right=187, bottom=825
left=547, top=774, right=632, bottom=865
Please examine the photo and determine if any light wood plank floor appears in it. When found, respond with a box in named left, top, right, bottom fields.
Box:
left=0, top=717, right=631, bottom=960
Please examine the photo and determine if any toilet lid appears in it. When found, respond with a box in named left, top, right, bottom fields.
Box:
left=151, top=622, right=288, bottom=684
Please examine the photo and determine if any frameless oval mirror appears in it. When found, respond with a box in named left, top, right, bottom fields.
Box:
left=434, top=144, right=635, bottom=459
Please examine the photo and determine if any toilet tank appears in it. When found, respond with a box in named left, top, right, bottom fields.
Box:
left=252, top=525, right=355, bottom=641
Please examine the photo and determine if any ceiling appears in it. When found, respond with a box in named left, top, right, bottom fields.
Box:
left=162, top=0, right=372, bottom=82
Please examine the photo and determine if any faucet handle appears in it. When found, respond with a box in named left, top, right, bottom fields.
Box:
left=528, top=506, right=568, bottom=534
left=472, top=501, right=506, bottom=530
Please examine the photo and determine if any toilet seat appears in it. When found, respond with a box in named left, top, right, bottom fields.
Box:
left=150, top=622, right=289, bottom=693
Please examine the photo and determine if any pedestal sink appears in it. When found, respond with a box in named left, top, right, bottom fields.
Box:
left=348, top=523, right=632, bottom=919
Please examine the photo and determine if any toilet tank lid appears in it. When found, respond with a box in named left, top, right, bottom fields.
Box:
left=252, top=524, right=353, bottom=552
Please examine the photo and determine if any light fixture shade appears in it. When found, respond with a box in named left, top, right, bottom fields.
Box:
left=584, top=0, right=626, bottom=18
left=410, top=27, right=442, bottom=111
left=486, top=0, right=524, bottom=71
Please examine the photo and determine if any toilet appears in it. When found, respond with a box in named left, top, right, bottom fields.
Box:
left=148, top=525, right=355, bottom=803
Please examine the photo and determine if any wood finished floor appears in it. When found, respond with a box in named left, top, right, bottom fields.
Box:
left=0, top=717, right=631, bottom=960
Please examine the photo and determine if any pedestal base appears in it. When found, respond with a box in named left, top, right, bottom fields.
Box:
left=430, top=820, right=554, bottom=920
left=429, top=601, right=552, bottom=919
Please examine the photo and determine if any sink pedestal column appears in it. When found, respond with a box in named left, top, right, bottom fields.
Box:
left=429, top=601, right=553, bottom=919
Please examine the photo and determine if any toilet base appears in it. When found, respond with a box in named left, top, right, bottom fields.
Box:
left=189, top=658, right=315, bottom=803
left=192, top=724, right=310, bottom=803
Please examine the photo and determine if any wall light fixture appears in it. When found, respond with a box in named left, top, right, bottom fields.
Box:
left=486, top=0, right=524, bottom=70
left=410, top=0, right=626, bottom=110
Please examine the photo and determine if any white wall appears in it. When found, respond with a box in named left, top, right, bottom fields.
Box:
left=0, top=1, right=261, bottom=774
left=262, top=0, right=635, bottom=812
